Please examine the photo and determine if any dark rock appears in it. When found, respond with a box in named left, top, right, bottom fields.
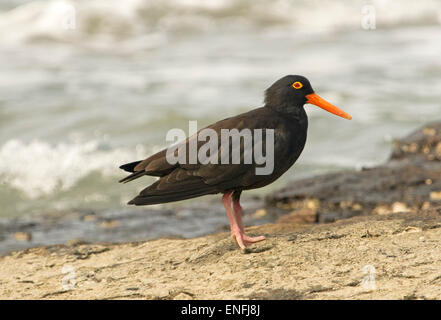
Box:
left=391, top=121, right=441, bottom=162
left=318, top=211, right=340, bottom=223
left=266, top=121, right=441, bottom=222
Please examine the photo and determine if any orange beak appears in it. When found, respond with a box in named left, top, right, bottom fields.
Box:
left=306, top=93, right=352, bottom=120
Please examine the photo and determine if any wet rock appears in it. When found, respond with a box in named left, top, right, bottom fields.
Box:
left=0, top=198, right=269, bottom=256
left=99, top=220, right=120, bottom=229
left=318, top=211, right=340, bottom=223
left=277, top=208, right=317, bottom=224
left=391, top=121, right=441, bottom=162
left=266, top=121, right=441, bottom=221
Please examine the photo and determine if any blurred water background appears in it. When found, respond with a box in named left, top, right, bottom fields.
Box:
left=0, top=0, right=441, bottom=218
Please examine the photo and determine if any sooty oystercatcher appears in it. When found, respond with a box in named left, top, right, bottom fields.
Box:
left=119, top=75, right=351, bottom=249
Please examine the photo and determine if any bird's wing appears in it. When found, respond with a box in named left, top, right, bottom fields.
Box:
left=178, top=113, right=271, bottom=189
left=121, top=107, right=274, bottom=183
left=123, top=108, right=287, bottom=204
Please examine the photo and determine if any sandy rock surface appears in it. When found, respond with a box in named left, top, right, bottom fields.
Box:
left=1, top=206, right=441, bottom=300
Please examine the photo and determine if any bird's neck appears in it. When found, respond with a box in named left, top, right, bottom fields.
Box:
left=265, top=102, right=307, bottom=121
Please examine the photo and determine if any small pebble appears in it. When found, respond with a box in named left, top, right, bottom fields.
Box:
left=13, top=232, right=32, bottom=242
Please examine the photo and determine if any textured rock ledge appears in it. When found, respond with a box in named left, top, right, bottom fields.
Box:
left=1, top=206, right=441, bottom=299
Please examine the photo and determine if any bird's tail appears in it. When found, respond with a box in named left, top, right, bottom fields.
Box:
left=119, top=170, right=146, bottom=184
left=119, top=160, right=142, bottom=173
left=118, top=160, right=145, bottom=183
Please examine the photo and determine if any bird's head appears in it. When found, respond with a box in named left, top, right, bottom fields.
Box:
left=264, top=75, right=352, bottom=120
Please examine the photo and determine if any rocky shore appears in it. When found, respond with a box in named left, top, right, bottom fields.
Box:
left=267, top=121, right=441, bottom=222
left=0, top=121, right=440, bottom=299
left=1, top=207, right=441, bottom=299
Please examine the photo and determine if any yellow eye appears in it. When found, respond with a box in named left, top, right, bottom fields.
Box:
left=292, top=81, right=303, bottom=89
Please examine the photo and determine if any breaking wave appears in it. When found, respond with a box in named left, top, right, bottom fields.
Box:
left=0, top=139, right=154, bottom=198
left=0, top=0, right=440, bottom=49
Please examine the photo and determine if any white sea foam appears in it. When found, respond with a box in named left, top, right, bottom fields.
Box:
left=0, top=0, right=440, bottom=49
left=0, top=139, right=153, bottom=198
left=0, top=0, right=440, bottom=217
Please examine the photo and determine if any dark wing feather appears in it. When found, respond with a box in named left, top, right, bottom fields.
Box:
left=127, top=168, right=219, bottom=205
left=119, top=160, right=142, bottom=172
left=121, top=107, right=293, bottom=205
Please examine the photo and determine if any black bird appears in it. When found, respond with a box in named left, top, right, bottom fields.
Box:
left=119, top=75, right=351, bottom=249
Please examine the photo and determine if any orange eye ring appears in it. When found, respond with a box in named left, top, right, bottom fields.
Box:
left=292, top=81, right=303, bottom=89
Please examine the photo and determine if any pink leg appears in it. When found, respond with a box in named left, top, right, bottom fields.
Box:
left=222, top=192, right=246, bottom=249
left=222, top=192, right=265, bottom=249
left=232, top=199, right=265, bottom=244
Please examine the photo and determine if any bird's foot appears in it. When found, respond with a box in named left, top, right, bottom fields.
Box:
left=231, top=229, right=266, bottom=249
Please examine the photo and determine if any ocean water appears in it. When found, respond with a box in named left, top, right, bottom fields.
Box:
left=0, top=0, right=441, bottom=218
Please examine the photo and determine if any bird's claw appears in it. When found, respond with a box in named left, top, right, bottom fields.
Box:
left=231, top=230, right=266, bottom=249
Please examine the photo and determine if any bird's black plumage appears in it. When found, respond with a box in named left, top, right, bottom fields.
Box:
left=119, top=75, right=352, bottom=249
left=120, top=75, right=310, bottom=205
left=119, top=75, right=350, bottom=207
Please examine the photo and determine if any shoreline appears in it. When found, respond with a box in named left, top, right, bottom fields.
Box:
left=2, top=121, right=440, bottom=256
left=1, top=208, right=441, bottom=299
left=0, top=121, right=440, bottom=299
